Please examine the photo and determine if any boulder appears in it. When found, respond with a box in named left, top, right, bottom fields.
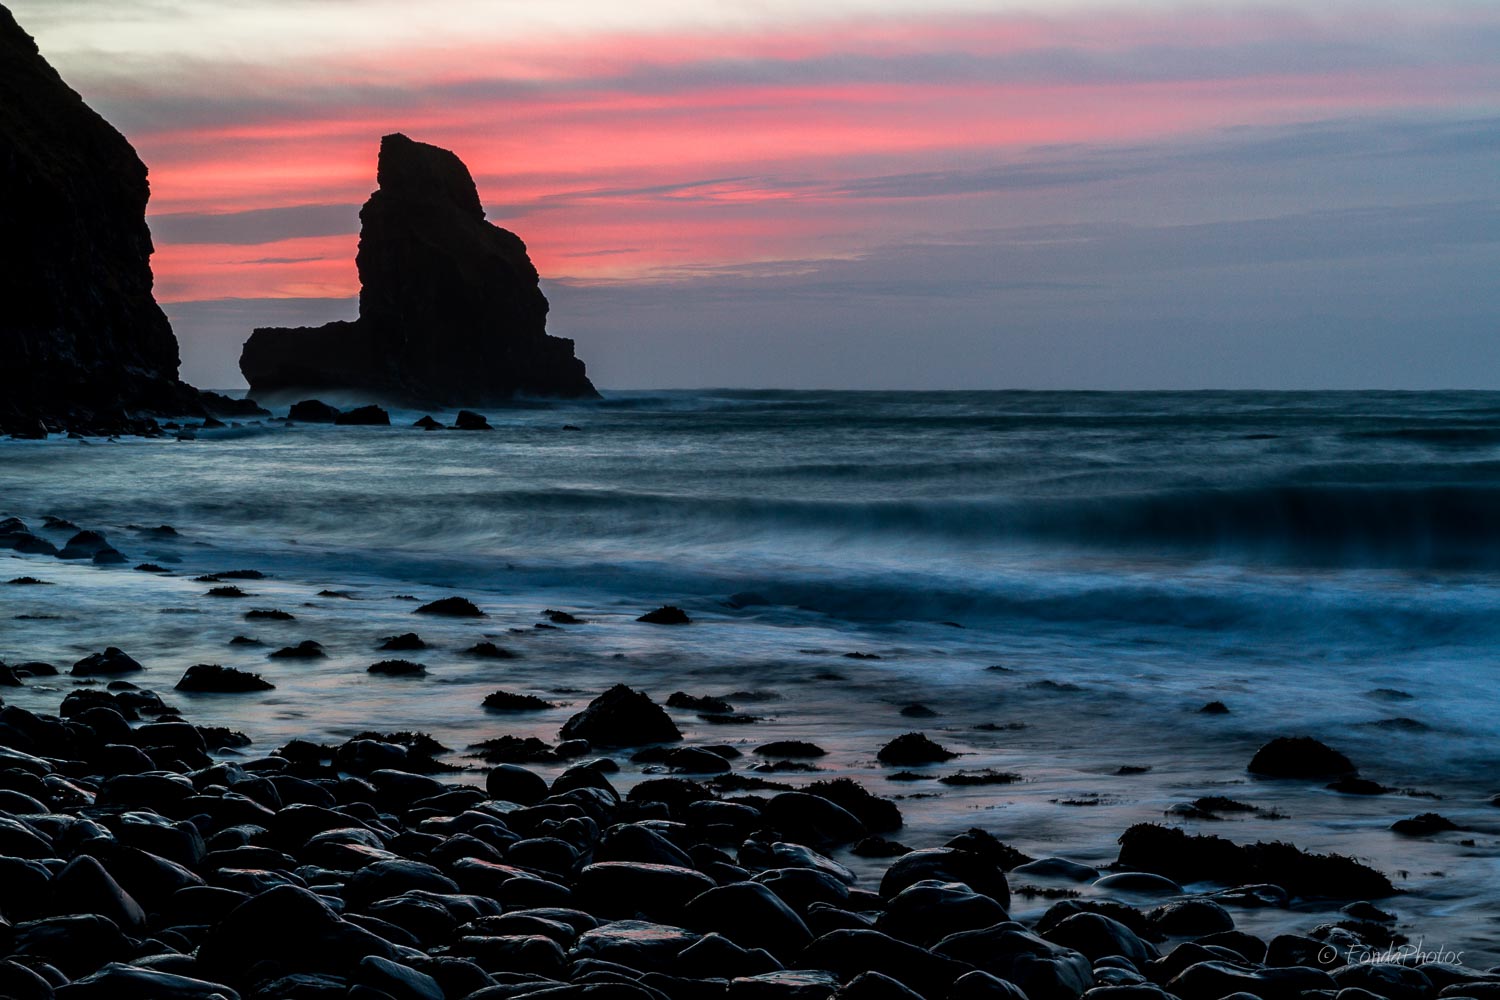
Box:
left=639, top=606, right=692, bottom=625
left=71, top=647, right=143, bottom=676
left=453, top=410, right=492, bottom=430
left=682, top=881, right=814, bottom=960
left=561, top=685, right=682, bottom=747
left=415, top=596, right=485, bottom=617
left=877, top=733, right=957, bottom=765
left=53, top=963, right=241, bottom=999
left=879, top=849, right=1010, bottom=910
left=488, top=764, right=551, bottom=805
left=288, top=399, right=341, bottom=422
left=335, top=404, right=390, bottom=426
left=175, top=664, right=274, bottom=692
left=239, top=133, right=597, bottom=405
left=932, top=926, right=1093, bottom=1000
left=1247, top=737, right=1356, bottom=778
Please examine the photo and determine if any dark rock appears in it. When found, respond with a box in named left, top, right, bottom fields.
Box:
left=561, top=685, right=682, bottom=747
left=668, top=692, right=733, bottom=714
left=52, top=963, right=240, bottom=999
left=676, top=933, right=783, bottom=979
left=0, top=6, right=203, bottom=435
left=353, top=956, right=445, bottom=1000
left=756, top=742, right=826, bottom=758
left=1041, top=913, right=1153, bottom=965
left=196, top=883, right=400, bottom=979
left=0, top=960, right=55, bottom=1000
left=10, top=914, right=134, bottom=977
left=803, top=779, right=902, bottom=834
left=415, top=596, right=484, bottom=617
left=487, top=764, right=551, bottom=805
left=576, top=862, right=716, bottom=921
left=572, top=920, right=701, bottom=974
left=1330, top=964, right=1433, bottom=1000
left=46, top=854, right=147, bottom=932
left=270, top=640, right=326, bottom=659
left=1090, top=872, right=1181, bottom=894
left=1198, top=701, right=1230, bottom=714
left=763, top=792, right=867, bottom=845
left=246, top=608, right=295, bottom=620
left=414, top=415, right=443, bottom=430
left=483, top=690, right=555, bottom=710
left=730, top=971, right=839, bottom=1000
left=1114, top=824, right=1395, bottom=898
left=832, top=972, right=924, bottom=1000
left=1166, top=961, right=1334, bottom=1000
left=335, top=404, right=390, bottom=426
left=1247, top=737, right=1356, bottom=778
left=71, top=647, right=143, bottom=676
left=639, top=606, right=692, bottom=625
left=288, top=399, right=341, bottom=422
left=368, top=659, right=427, bottom=676
left=1391, top=813, right=1460, bottom=836
left=878, top=880, right=1010, bottom=948
left=379, top=633, right=427, bottom=651
left=1145, top=900, right=1234, bottom=936
left=947, top=970, right=1031, bottom=1000
left=804, top=928, right=971, bottom=999
left=682, top=881, right=814, bottom=960
left=175, top=664, right=274, bottom=692
left=453, top=410, right=492, bottom=430
left=467, top=641, right=517, bottom=659
left=877, top=733, right=957, bottom=766
left=240, top=133, right=597, bottom=405
left=879, top=849, right=1010, bottom=910
left=932, top=926, right=1092, bottom=1000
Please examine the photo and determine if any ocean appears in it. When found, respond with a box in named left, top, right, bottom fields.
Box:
left=4, top=389, right=1499, bottom=959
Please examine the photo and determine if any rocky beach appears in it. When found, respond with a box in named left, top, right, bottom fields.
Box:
left=5, top=388, right=1500, bottom=1000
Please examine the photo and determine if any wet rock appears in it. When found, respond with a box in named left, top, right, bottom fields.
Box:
left=730, top=970, right=840, bottom=1000
left=831, top=971, right=925, bottom=1000
left=71, top=647, right=143, bottom=676
left=196, top=884, right=400, bottom=980
left=677, top=932, right=783, bottom=979
left=948, top=970, right=1031, bottom=1000
left=57, top=530, right=111, bottom=559
left=576, top=862, right=716, bottom=921
left=270, top=640, right=326, bottom=659
left=639, top=606, right=692, bottom=625
left=1198, top=701, right=1230, bottom=714
left=352, top=955, right=445, bottom=1000
left=415, top=596, right=484, bottom=617
left=245, top=608, right=294, bottom=620
left=683, top=881, right=814, bottom=960
left=756, top=742, right=826, bottom=758
left=803, top=779, right=902, bottom=834
left=467, top=641, right=517, bottom=659
left=379, top=633, right=427, bottom=651
left=53, top=963, right=241, bottom=999
left=932, top=926, right=1093, bottom=1000
left=487, top=764, right=551, bottom=805
left=879, top=849, right=1010, bottom=909
left=561, top=685, right=682, bottom=747
left=10, top=914, right=134, bottom=977
left=288, top=399, right=341, bottom=422
left=368, top=659, right=427, bottom=676
left=764, top=792, right=867, bottom=846
left=572, top=919, right=701, bottom=973
left=335, top=404, right=390, bottom=425
left=414, top=414, right=443, bottom=430
left=1330, top=963, right=1434, bottom=1000
left=0, top=960, right=55, bottom=1000
left=453, top=410, right=493, bottom=430
left=1390, top=813, right=1460, bottom=836
left=1166, top=961, right=1335, bottom=1000
left=175, top=664, right=274, bottom=692
left=876, top=733, right=957, bottom=766
left=1091, top=873, right=1181, bottom=894
left=483, top=690, right=555, bottom=710
left=1041, top=913, right=1153, bottom=965
left=1014, top=859, right=1099, bottom=882
left=667, top=692, right=733, bottom=714
left=1247, top=737, right=1356, bottom=778
left=804, top=928, right=971, bottom=999
left=1145, top=900, right=1234, bottom=936
left=877, top=880, right=1010, bottom=947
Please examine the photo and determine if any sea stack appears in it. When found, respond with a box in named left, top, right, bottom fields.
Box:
left=240, top=133, right=599, bottom=405
left=0, top=4, right=204, bottom=435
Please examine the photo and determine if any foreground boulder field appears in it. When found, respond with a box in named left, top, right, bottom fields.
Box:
left=0, top=666, right=1480, bottom=1000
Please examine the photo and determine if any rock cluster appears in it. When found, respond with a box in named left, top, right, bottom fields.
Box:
left=240, top=134, right=599, bottom=406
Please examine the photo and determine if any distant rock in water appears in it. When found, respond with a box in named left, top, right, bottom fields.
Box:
left=240, top=133, right=598, bottom=406
left=0, top=6, right=210, bottom=434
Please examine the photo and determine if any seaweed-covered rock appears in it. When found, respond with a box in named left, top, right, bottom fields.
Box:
left=560, top=685, right=682, bottom=747
left=175, top=664, right=274, bottom=692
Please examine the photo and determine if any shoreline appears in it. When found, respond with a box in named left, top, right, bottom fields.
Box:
left=5, top=505, right=1500, bottom=996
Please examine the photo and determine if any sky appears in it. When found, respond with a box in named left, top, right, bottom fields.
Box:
left=11, top=0, right=1500, bottom=389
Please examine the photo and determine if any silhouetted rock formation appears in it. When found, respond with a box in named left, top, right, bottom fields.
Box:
left=0, top=5, right=206, bottom=435
left=241, top=134, right=598, bottom=405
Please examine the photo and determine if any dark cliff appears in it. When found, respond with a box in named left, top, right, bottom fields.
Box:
left=0, top=4, right=204, bottom=434
left=240, top=133, right=598, bottom=405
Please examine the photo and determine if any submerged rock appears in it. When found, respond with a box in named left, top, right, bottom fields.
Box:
left=415, top=596, right=484, bottom=617
left=876, top=733, right=958, bottom=765
left=334, top=403, right=390, bottom=426
left=240, top=133, right=598, bottom=405
left=287, top=399, right=341, bottom=422
left=175, top=664, right=274, bottom=692
left=638, top=605, right=692, bottom=625
left=71, top=647, right=143, bottom=676
left=1247, top=737, right=1356, bottom=778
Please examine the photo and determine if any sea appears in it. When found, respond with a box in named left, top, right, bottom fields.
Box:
left=3, top=389, right=1499, bottom=960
